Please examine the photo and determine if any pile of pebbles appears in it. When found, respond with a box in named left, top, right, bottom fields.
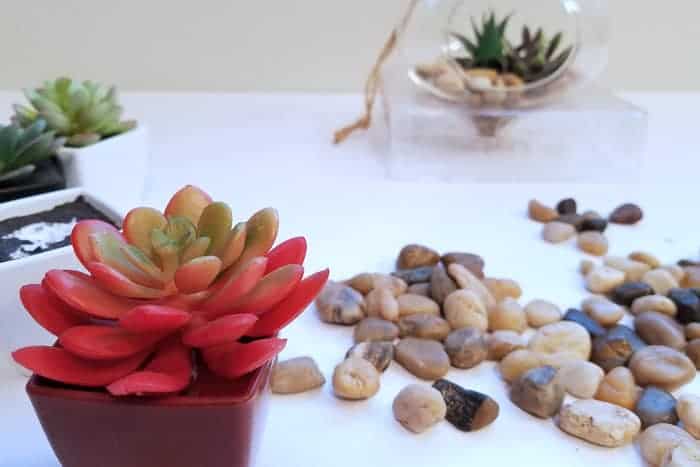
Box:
left=528, top=198, right=644, bottom=255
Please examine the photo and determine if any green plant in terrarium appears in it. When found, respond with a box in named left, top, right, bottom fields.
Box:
left=0, top=120, right=64, bottom=182
left=12, top=77, right=136, bottom=147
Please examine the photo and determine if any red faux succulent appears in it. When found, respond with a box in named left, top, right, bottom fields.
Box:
left=13, top=185, right=329, bottom=396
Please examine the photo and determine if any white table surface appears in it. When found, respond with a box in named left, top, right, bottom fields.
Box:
left=0, top=91, right=699, bottom=467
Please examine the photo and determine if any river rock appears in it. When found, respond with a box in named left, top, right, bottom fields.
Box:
left=632, top=295, right=678, bottom=317
left=332, top=357, right=380, bottom=400
left=604, top=256, right=651, bottom=282
left=483, top=278, right=522, bottom=302
left=444, top=328, right=487, bottom=369
left=677, top=394, right=700, bottom=439
left=407, top=282, right=431, bottom=297
left=634, top=311, right=686, bottom=350
left=346, top=341, right=394, bottom=372
left=271, top=357, right=325, bottom=394
left=629, top=346, right=697, bottom=391
left=591, top=325, right=647, bottom=371
left=440, top=252, right=485, bottom=279
left=397, top=294, right=440, bottom=317
left=443, top=289, right=488, bottom=332
left=556, top=361, right=604, bottom=399
left=398, top=314, right=450, bottom=341
left=668, top=288, right=700, bottom=324
left=582, top=296, right=624, bottom=327
left=489, top=298, right=527, bottom=333
left=643, top=269, right=680, bottom=296
left=430, top=265, right=457, bottom=305
left=529, top=321, right=592, bottom=360
left=353, top=317, right=399, bottom=343
left=447, top=263, right=495, bottom=309
left=365, top=287, right=400, bottom=322
left=563, top=308, right=606, bottom=338
left=525, top=299, right=562, bottom=328
left=397, top=244, right=440, bottom=270
left=392, top=267, right=434, bottom=285
left=638, top=423, right=698, bottom=466
left=586, top=266, right=626, bottom=294
left=392, top=384, right=446, bottom=434
left=433, top=379, right=499, bottom=431
left=510, top=366, right=564, bottom=418
left=395, top=338, right=450, bottom=380
left=559, top=400, right=641, bottom=447
left=595, top=367, right=640, bottom=410
left=609, top=203, right=643, bottom=225
left=316, top=281, right=365, bottom=325
left=528, top=199, right=558, bottom=223
left=612, top=281, right=654, bottom=306
left=688, top=339, right=700, bottom=368
left=635, top=386, right=679, bottom=428
left=487, top=331, right=525, bottom=361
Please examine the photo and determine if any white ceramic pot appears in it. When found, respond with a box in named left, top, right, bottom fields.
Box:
left=0, top=188, right=121, bottom=360
left=58, top=126, right=149, bottom=214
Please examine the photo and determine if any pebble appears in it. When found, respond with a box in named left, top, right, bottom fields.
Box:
left=429, top=265, right=457, bottom=305
left=580, top=259, right=595, bottom=275
left=487, top=331, right=525, bottom=361
left=612, top=281, right=655, bottom=306
left=443, top=290, right=488, bottom=331
left=638, top=423, right=698, bottom=466
left=668, top=288, right=700, bottom=324
left=392, top=267, right=434, bottom=285
left=595, top=367, right=640, bottom=410
left=353, top=318, right=400, bottom=343
left=542, top=221, right=576, bottom=244
left=398, top=314, right=450, bottom=341
left=632, top=295, right=678, bottom=317
left=687, top=339, right=700, bottom=368
left=392, top=384, right=447, bottom=434
left=500, top=349, right=544, bottom=383
left=345, top=273, right=407, bottom=296
left=661, top=264, right=687, bottom=283
left=395, top=338, right=450, bottom=380
left=609, top=203, right=644, bottom=225
left=433, top=379, right=499, bottom=431
left=580, top=217, right=608, bottom=233
left=687, top=323, right=700, bottom=340
left=578, top=231, right=609, bottom=256
left=316, top=281, right=366, bottom=325
left=563, top=308, right=606, bottom=338
left=661, top=443, right=700, bottom=467
left=528, top=199, right=558, bottom=223
left=271, top=357, right=326, bottom=394
left=332, top=357, right=380, bottom=400
left=397, top=294, right=440, bottom=317
left=677, top=394, right=700, bottom=439
left=592, top=325, right=647, bottom=371
left=634, top=311, right=686, bottom=350
left=684, top=267, right=700, bottom=288
left=630, top=251, right=662, bottom=268
left=489, top=298, right=528, bottom=333
left=529, top=321, right=592, bottom=360
left=444, top=328, right=488, bottom=369
left=483, top=277, right=522, bottom=302
left=397, top=244, right=440, bottom=270
left=636, top=386, right=679, bottom=428
left=343, top=273, right=376, bottom=295
left=586, top=266, right=626, bottom=294
left=346, top=341, right=394, bottom=372
left=556, top=361, right=604, bottom=399
left=604, top=256, right=651, bottom=281
left=643, top=270, right=680, bottom=296
left=558, top=213, right=585, bottom=231
left=406, top=282, right=431, bottom=297
left=556, top=198, right=577, bottom=215
left=629, top=346, right=697, bottom=391
left=582, top=296, right=624, bottom=327
left=447, top=263, right=496, bottom=309
left=524, top=299, right=562, bottom=328
left=365, top=288, right=400, bottom=322
left=559, top=400, right=641, bottom=447
left=510, top=366, right=565, bottom=419
left=440, top=252, right=485, bottom=279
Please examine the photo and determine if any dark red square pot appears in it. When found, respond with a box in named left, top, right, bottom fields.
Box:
left=26, top=361, right=273, bottom=467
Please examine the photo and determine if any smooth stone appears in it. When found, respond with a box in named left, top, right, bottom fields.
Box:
left=609, top=203, right=643, bottom=225
left=563, top=308, right=606, bottom=338
left=661, top=264, right=687, bottom=283
left=440, top=252, right=485, bottom=279
left=580, top=217, right=608, bottom=233
left=392, top=266, right=434, bottom=285
left=638, top=423, right=698, bottom=466
left=685, top=267, right=700, bottom=288
left=528, top=199, right=558, bottom=223
left=443, top=289, right=488, bottom=332
left=542, top=221, right=576, bottom=243
left=556, top=198, right=577, bottom=215
left=345, top=273, right=407, bottom=296
left=346, top=341, right=394, bottom=372
left=433, top=379, right=499, bottom=432
left=483, top=278, right=522, bottom=302
left=398, top=314, right=450, bottom=341
left=487, top=331, right=526, bottom=361
left=644, top=270, right=680, bottom=296
left=559, top=400, right=641, bottom=447
left=316, top=281, right=366, bottom=325
left=500, top=350, right=544, bottom=383
left=582, top=296, right=624, bottom=327
left=392, top=384, right=447, bottom=434
left=397, top=294, right=440, bottom=317
left=525, top=299, right=562, bottom=328
left=395, top=338, right=450, bottom=380
left=406, top=282, right=431, bottom=297
left=677, top=394, right=700, bottom=439
left=586, top=266, right=626, bottom=294
left=429, top=265, right=458, bottom=305
left=604, top=256, right=651, bottom=282
left=636, top=386, right=679, bottom=428
left=612, top=281, right=655, bottom=306
left=397, top=244, right=440, bottom=270
left=595, top=367, right=640, bottom=411
left=365, top=288, right=400, bottom=322
left=558, top=213, right=585, bottom=231
left=629, top=346, right=697, bottom=391
left=632, top=295, right=678, bottom=317
left=529, top=321, right=592, bottom=361
left=556, top=361, right=604, bottom=399
left=332, top=357, right=380, bottom=400
left=630, top=251, right=662, bottom=269
left=353, top=317, right=399, bottom=343
left=444, top=328, right=487, bottom=369
left=592, top=325, right=647, bottom=371
left=669, top=288, right=700, bottom=324
left=489, top=298, right=528, bottom=333
left=447, top=263, right=495, bottom=309
left=686, top=323, right=700, bottom=340
left=271, top=357, right=325, bottom=394
left=577, top=231, right=609, bottom=256
left=661, top=443, right=700, bottom=467
left=635, top=311, right=686, bottom=350
left=510, top=366, right=565, bottom=419
left=687, top=339, right=700, bottom=369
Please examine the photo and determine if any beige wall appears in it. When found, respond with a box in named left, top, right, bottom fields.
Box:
left=0, top=0, right=697, bottom=92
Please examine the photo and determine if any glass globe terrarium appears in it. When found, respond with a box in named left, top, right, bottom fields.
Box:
left=339, top=0, right=647, bottom=182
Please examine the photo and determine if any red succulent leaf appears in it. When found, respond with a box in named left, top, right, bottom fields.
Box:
left=265, top=236, right=307, bottom=274
left=107, top=339, right=193, bottom=396
left=174, top=256, right=222, bottom=294
left=59, top=325, right=163, bottom=361
left=44, top=270, right=140, bottom=320
left=12, top=346, right=149, bottom=387
left=86, top=262, right=175, bottom=299
left=20, top=284, right=88, bottom=336
left=247, top=268, right=329, bottom=337
left=119, top=305, right=192, bottom=334
left=227, top=264, right=303, bottom=315
left=164, top=185, right=212, bottom=225
left=202, top=337, right=286, bottom=380
left=201, top=257, right=268, bottom=318
left=181, top=314, right=258, bottom=348
left=71, top=220, right=122, bottom=269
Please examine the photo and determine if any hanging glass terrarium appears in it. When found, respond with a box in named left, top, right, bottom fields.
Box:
left=336, top=0, right=647, bottom=182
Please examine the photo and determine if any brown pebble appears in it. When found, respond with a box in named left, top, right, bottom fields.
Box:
left=332, top=357, right=380, bottom=400
left=632, top=295, right=678, bottom=317
left=687, top=339, right=700, bottom=369
left=683, top=266, right=700, bottom=288
left=586, top=266, right=626, bottom=294
left=487, top=331, right=525, bottom=361
left=582, top=296, right=624, bottom=327
left=591, top=325, right=646, bottom=371
left=392, top=384, right=446, bottom=434
left=528, top=199, right=559, bottom=223
left=316, top=281, right=366, bottom=325
left=483, top=277, right=522, bottom=302
left=604, top=256, right=651, bottom=282
left=346, top=341, right=394, bottom=372
left=687, top=324, right=700, bottom=340
left=638, top=423, right=697, bottom=466
left=447, top=263, right=495, bottom=309
left=634, top=311, right=686, bottom=350
left=397, top=244, right=440, bottom=270
left=440, top=252, right=485, bottom=279
left=595, top=367, right=640, bottom=410
left=429, top=265, right=457, bottom=305
left=500, top=349, right=543, bottom=383
left=345, top=273, right=407, bottom=296
left=510, top=366, right=565, bottom=419
left=444, top=328, right=488, bottom=369
left=629, top=346, right=697, bottom=391
left=630, top=251, right=661, bottom=269
left=365, top=288, right=400, bottom=322
left=392, top=267, right=434, bottom=285
left=407, top=282, right=431, bottom=297
left=489, top=298, right=527, bottom=333
left=525, top=299, right=562, bottom=328
left=353, top=317, right=399, bottom=343
left=609, top=203, right=643, bottom=225
left=397, top=294, right=440, bottom=317
left=443, top=290, right=488, bottom=332
left=433, top=379, right=499, bottom=431
left=271, top=357, right=326, bottom=394
left=578, top=231, right=609, bottom=256
left=398, top=314, right=451, bottom=341
left=395, top=338, right=450, bottom=380
left=542, top=221, right=576, bottom=243
left=643, top=269, right=680, bottom=296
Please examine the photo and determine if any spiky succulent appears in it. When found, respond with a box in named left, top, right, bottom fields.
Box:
left=12, top=77, right=136, bottom=147
left=509, top=27, right=572, bottom=83
left=0, top=120, right=64, bottom=180
left=453, top=12, right=512, bottom=71
left=13, top=185, right=329, bottom=397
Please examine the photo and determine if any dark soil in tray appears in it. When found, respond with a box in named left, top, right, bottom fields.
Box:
left=0, top=196, right=118, bottom=263
left=0, top=157, right=66, bottom=203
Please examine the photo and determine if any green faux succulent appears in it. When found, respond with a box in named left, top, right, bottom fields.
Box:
left=0, top=120, right=64, bottom=180
left=13, top=77, right=136, bottom=147
left=453, top=12, right=512, bottom=71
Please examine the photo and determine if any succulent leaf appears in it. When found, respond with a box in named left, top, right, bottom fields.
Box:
left=228, top=264, right=303, bottom=315
left=264, top=237, right=307, bottom=274
left=182, top=314, right=258, bottom=348
left=19, top=284, right=87, bottom=336
left=86, top=261, right=174, bottom=299
left=197, top=202, right=233, bottom=257
left=181, top=237, right=211, bottom=264
left=119, top=305, right=192, bottom=334
left=59, top=325, right=162, bottom=361
left=221, top=222, right=247, bottom=269
left=174, top=256, right=222, bottom=294
left=203, top=337, right=286, bottom=380
left=164, top=185, right=212, bottom=225
left=123, top=207, right=168, bottom=258
left=0, top=121, right=62, bottom=176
